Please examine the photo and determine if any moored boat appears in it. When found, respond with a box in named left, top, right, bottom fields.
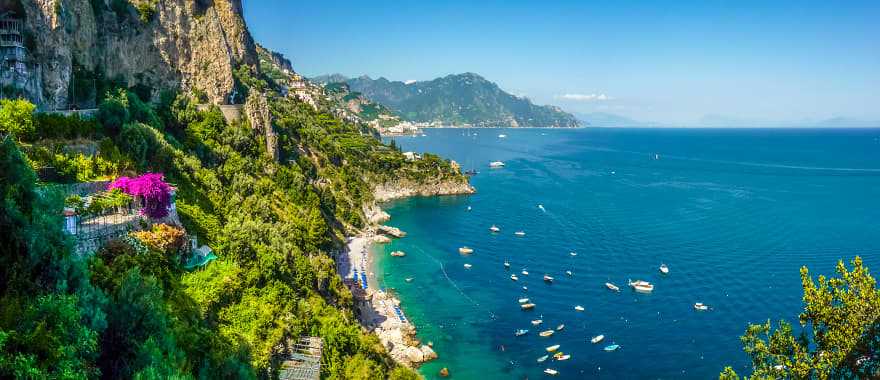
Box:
left=458, top=247, right=474, bottom=254
left=556, top=324, right=565, bottom=331
left=518, top=298, right=530, bottom=304
left=539, top=329, right=554, bottom=337
left=555, top=354, right=570, bottom=361
left=504, top=260, right=511, bottom=269
left=521, top=270, right=529, bottom=276
left=489, top=161, right=505, bottom=168
left=536, top=355, right=549, bottom=363
left=591, top=335, right=604, bottom=344
left=531, top=319, right=543, bottom=326
left=515, top=231, right=526, bottom=236
left=390, top=251, right=406, bottom=257
left=694, top=302, right=710, bottom=311
left=546, top=344, right=560, bottom=352
left=489, top=225, right=501, bottom=233
left=605, top=282, right=620, bottom=292
left=659, top=264, right=669, bottom=274
left=511, top=274, right=519, bottom=281
left=543, top=275, right=554, bottom=283
left=521, top=303, right=536, bottom=310
left=544, top=368, right=558, bottom=376
left=405, top=277, right=414, bottom=283
left=574, top=305, right=585, bottom=312
left=604, top=344, right=620, bottom=352
left=569, top=251, right=577, bottom=256
left=628, top=279, right=654, bottom=293
left=463, top=263, right=472, bottom=269
left=565, top=270, right=572, bottom=276
left=515, top=329, right=529, bottom=336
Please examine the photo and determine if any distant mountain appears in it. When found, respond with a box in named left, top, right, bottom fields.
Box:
left=314, top=73, right=580, bottom=128
left=311, top=73, right=351, bottom=85
left=575, top=112, right=658, bottom=127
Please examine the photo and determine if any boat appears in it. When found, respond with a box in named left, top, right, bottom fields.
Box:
left=605, top=282, right=620, bottom=292
left=405, top=277, right=414, bottom=283
left=498, top=134, right=507, bottom=138
left=489, top=161, right=505, bottom=168
left=694, top=302, right=710, bottom=311
left=591, top=335, right=605, bottom=344
left=536, top=355, right=549, bottom=363
left=521, top=270, right=529, bottom=276
left=539, top=330, right=554, bottom=337
left=515, top=329, right=529, bottom=337
left=574, top=305, right=585, bottom=312
left=504, top=260, right=511, bottom=269
left=543, top=275, right=554, bottom=283
left=467, top=206, right=472, bottom=211
left=555, top=354, right=570, bottom=361
left=514, top=231, right=526, bottom=236
left=531, top=319, right=543, bottom=326
left=565, top=270, right=572, bottom=276
left=510, top=274, right=519, bottom=281
left=659, top=264, right=669, bottom=274
left=538, top=204, right=546, bottom=212
left=518, top=298, right=530, bottom=304
left=545, top=344, right=561, bottom=352
left=464, top=169, right=478, bottom=176
left=543, top=368, right=559, bottom=376
left=556, top=324, right=565, bottom=331
left=569, top=251, right=577, bottom=256
left=489, top=225, right=501, bottom=233
left=463, top=263, right=472, bottom=269
left=604, top=344, right=620, bottom=352
left=628, top=279, right=654, bottom=293
left=523, top=286, right=528, bottom=291
left=390, top=251, right=406, bottom=257
left=458, top=247, right=474, bottom=254
left=521, top=303, right=536, bottom=310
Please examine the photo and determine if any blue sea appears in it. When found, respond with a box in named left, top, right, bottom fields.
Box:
left=375, top=128, right=880, bottom=379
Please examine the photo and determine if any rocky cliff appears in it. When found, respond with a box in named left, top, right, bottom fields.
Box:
left=17, top=0, right=256, bottom=109
left=373, top=177, right=475, bottom=203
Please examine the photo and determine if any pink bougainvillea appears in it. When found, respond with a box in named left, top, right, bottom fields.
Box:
left=109, top=173, right=172, bottom=218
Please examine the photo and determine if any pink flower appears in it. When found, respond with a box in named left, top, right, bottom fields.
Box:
left=109, top=173, right=172, bottom=218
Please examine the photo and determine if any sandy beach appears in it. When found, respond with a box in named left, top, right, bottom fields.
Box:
left=339, top=230, right=437, bottom=367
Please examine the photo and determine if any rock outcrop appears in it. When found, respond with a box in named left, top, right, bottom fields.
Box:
left=18, top=0, right=257, bottom=109
left=373, top=178, right=475, bottom=203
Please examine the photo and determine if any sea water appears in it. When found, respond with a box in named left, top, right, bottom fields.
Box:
left=374, top=128, right=880, bottom=379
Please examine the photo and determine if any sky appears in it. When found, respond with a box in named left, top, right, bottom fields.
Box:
left=243, top=1, right=880, bottom=125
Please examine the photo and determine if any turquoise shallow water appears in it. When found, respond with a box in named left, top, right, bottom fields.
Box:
left=374, top=128, right=880, bottom=379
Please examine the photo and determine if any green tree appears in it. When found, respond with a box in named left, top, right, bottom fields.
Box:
left=721, top=257, right=880, bottom=379
left=0, top=99, right=36, bottom=140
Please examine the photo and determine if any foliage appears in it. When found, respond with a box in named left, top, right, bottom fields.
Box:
left=130, top=224, right=186, bottom=254
left=721, top=257, right=880, bottom=379
left=32, top=112, right=102, bottom=141
left=0, top=99, right=36, bottom=140
left=109, top=173, right=173, bottom=218
left=134, top=0, right=159, bottom=23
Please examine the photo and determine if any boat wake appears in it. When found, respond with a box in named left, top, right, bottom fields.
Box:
left=422, top=246, right=498, bottom=321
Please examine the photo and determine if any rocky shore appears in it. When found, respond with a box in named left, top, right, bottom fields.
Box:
left=373, top=178, right=475, bottom=203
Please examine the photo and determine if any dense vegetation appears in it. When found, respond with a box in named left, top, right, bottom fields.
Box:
left=0, top=65, right=460, bottom=378
left=325, top=73, right=580, bottom=128
left=721, top=257, right=879, bottom=379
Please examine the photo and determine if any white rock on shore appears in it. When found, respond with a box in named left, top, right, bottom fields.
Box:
left=373, top=179, right=475, bottom=203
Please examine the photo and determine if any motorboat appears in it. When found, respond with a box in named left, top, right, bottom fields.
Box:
left=606, top=282, right=620, bottom=292
left=463, top=263, right=472, bottom=269
left=543, top=275, right=554, bottom=283
left=574, top=305, right=585, bottom=312
left=604, top=344, right=620, bottom=352
left=545, top=344, right=561, bottom=352
left=565, top=270, right=572, bottom=276
left=569, top=251, right=577, bottom=256
left=504, top=260, right=511, bottom=268
left=539, top=330, right=554, bottom=337
left=522, top=270, right=529, bottom=276
left=489, top=161, right=505, bottom=168
left=467, top=206, right=472, bottom=211
left=591, top=335, right=604, bottom=344
left=521, top=303, right=536, bottom=310
left=518, top=298, right=530, bottom=304
left=556, top=324, right=565, bottom=331
left=515, top=329, right=529, bottom=336
left=536, top=355, right=549, bottom=363
left=498, top=134, right=507, bottom=138
left=628, top=280, right=654, bottom=293
left=694, top=302, right=710, bottom=311
left=538, top=204, right=546, bottom=212
left=659, top=264, right=669, bottom=274
left=390, top=251, right=406, bottom=257
left=514, top=231, right=526, bottom=236
left=458, top=247, right=474, bottom=254
left=489, top=225, right=501, bottom=233
left=531, top=319, right=543, bottom=326
left=555, top=354, right=570, bottom=361
left=544, top=368, right=559, bottom=376
left=405, top=277, right=414, bottom=283
left=511, top=274, right=519, bottom=281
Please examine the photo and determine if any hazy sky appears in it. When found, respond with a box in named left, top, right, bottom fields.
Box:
left=243, top=1, right=879, bottom=124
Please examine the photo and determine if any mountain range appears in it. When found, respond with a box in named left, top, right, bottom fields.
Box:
left=312, top=73, right=580, bottom=128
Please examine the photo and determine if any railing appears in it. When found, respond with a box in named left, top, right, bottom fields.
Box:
left=65, top=203, right=144, bottom=255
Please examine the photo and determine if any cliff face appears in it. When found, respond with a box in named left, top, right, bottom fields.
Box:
left=19, top=0, right=256, bottom=109
left=373, top=177, right=475, bottom=203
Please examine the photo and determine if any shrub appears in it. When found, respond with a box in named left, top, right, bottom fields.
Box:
left=98, top=89, right=130, bottom=135
left=109, top=173, right=173, bottom=218
left=130, top=224, right=185, bottom=254
left=0, top=99, right=36, bottom=140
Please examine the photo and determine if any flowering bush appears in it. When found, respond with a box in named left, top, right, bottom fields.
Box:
left=130, top=223, right=185, bottom=254
left=109, top=173, right=172, bottom=218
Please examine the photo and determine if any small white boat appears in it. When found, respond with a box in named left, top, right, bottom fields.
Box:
left=518, top=298, right=530, bottom=304
left=522, top=286, right=528, bottom=291
left=628, top=280, right=654, bottom=293
left=504, top=260, right=510, bottom=268
left=510, top=274, right=519, bottom=281
left=538, top=204, right=546, bottom=211
left=565, top=270, right=572, bottom=276
left=556, top=324, right=565, bottom=331
left=390, top=251, right=406, bottom=257
left=659, top=264, right=669, bottom=274
left=539, top=330, right=554, bottom=337
left=591, top=335, right=605, bottom=344
left=531, top=319, right=543, bottom=326
left=569, top=251, right=577, bottom=256
left=405, top=277, right=414, bottom=283
left=458, top=247, right=474, bottom=254
left=544, top=368, right=559, bottom=376
left=545, top=344, right=561, bottom=352
left=515, top=329, right=529, bottom=336
left=605, top=282, right=620, bottom=292
left=555, top=354, right=570, bottom=361
left=463, top=263, right=472, bottom=269
left=604, top=344, right=620, bottom=352
left=574, top=305, right=585, bottom=312
left=489, top=225, right=501, bottom=233
left=498, top=134, right=507, bottom=138
left=466, top=206, right=472, bottom=211
left=543, top=275, right=554, bottom=283
left=694, top=302, right=710, bottom=311
left=514, top=231, right=526, bottom=236
left=489, top=161, right=505, bottom=168
left=521, top=270, right=529, bottom=276
left=521, top=303, right=536, bottom=310
left=536, top=355, right=549, bottom=363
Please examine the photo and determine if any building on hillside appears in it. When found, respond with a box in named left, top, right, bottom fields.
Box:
left=0, top=11, right=41, bottom=103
